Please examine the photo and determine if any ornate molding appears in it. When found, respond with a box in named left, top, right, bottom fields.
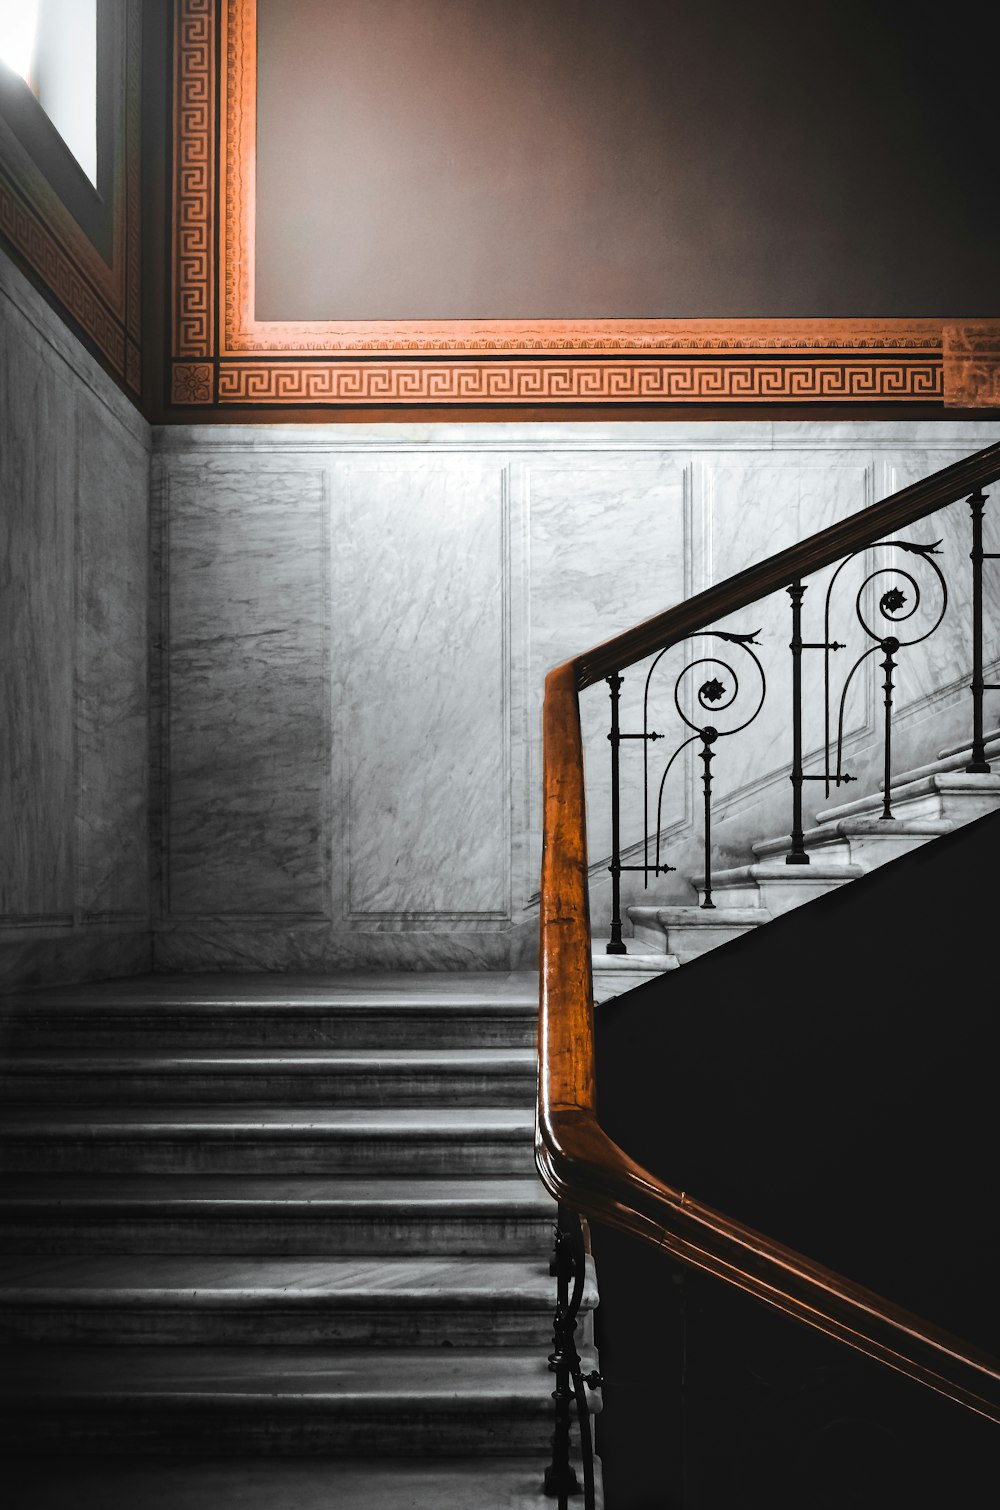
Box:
left=943, top=324, right=1000, bottom=409
left=217, top=358, right=943, bottom=405
left=164, top=0, right=997, bottom=410
left=172, top=0, right=215, bottom=359
left=171, top=361, right=214, bottom=404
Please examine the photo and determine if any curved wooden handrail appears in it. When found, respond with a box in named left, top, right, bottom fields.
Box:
left=537, top=440, right=1000, bottom=1422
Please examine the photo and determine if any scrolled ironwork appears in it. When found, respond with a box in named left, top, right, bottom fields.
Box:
left=649, top=630, right=766, bottom=911
left=544, top=1205, right=601, bottom=1510
left=966, top=490, right=998, bottom=771
left=603, top=630, right=767, bottom=947
left=830, top=540, right=947, bottom=817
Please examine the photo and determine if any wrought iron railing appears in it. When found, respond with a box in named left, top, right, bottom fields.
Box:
left=537, top=442, right=1000, bottom=1506
left=603, top=497, right=989, bottom=949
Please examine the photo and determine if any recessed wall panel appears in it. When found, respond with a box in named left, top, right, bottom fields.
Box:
left=0, top=304, right=75, bottom=923
left=76, top=395, right=149, bottom=920
left=166, top=464, right=329, bottom=916
left=335, top=461, right=507, bottom=919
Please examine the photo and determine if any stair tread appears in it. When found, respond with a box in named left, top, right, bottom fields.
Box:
left=0, top=1107, right=534, bottom=1134
left=0, top=970, right=540, bottom=1012
left=935, top=726, right=1000, bottom=761
left=0, top=1344, right=571, bottom=1400
left=630, top=905, right=773, bottom=925
left=590, top=953, right=679, bottom=971
left=0, top=1254, right=591, bottom=1308
left=0, top=1173, right=553, bottom=1208
left=0, top=1048, right=537, bottom=1072
left=2, top=1456, right=602, bottom=1510
left=817, top=770, right=1000, bottom=824
left=701, top=861, right=864, bottom=884
left=753, top=817, right=954, bottom=858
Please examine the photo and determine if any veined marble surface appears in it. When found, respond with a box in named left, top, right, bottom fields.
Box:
left=154, top=419, right=1000, bottom=968
left=163, top=460, right=328, bottom=919
left=0, top=252, right=151, bottom=990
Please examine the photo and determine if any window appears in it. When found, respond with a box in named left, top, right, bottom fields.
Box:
left=0, top=0, right=97, bottom=185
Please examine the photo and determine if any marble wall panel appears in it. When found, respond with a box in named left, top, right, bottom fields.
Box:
left=525, top=454, right=688, bottom=889
left=152, top=422, right=1000, bottom=968
left=332, top=459, right=508, bottom=920
left=76, top=392, right=149, bottom=922
left=164, top=462, right=329, bottom=919
left=0, top=290, right=77, bottom=925
left=0, top=250, right=151, bottom=990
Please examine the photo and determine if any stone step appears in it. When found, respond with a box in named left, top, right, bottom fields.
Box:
left=2, top=1455, right=604, bottom=1510
left=816, top=772, right=1000, bottom=827
left=0, top=1344, right=597, bottom=1455
left=0, top=1254, right=595, bottom=1348
left=629, top=905, right=773, bottom=963
left=0, top=1174, right=556, bottom=1256
left=590, top=944, right=679, bottom=1004
left=936, top=725, right=1000, bottom=762
left=0, top=972, right=540, bottom=1051
left=690, top=861, right=863, bottom=914
left=0, top=1048, right=537, bottom=1106
left=752, top=817, right=954, bottom=869
left=0, top=1107, right=535, bottom=1176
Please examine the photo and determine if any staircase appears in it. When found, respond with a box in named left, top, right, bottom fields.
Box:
left=0, top=973, right=600, bottom=1507
left=590, top=728, right=1000, bottom=994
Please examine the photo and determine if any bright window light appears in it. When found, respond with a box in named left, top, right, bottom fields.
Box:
left=0, top=0, right=97, bottom=187
left=0, top=0, right=41, bottom=82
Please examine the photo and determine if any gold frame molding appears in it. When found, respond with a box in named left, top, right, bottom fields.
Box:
left=169, top=0, right=999, bottom=410
left=0, top=0, right=141, bottom=393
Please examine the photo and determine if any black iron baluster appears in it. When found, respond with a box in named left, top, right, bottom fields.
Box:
left=544, top=1207, right=600, bottom=1510
left=699, top=728, right=717, bottom=909
left=879, top=636, right=899, bottom=821
left=966, top=489, right=999, bottom=772
left=606, top=673, right=626, bottom=954
left=545, top=1213, right=579, bottom=1506
left=786, top=580, right=809, bottom=865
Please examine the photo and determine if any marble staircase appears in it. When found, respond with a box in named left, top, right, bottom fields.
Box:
left=0, top=973, right=601, bottom=1508
left=616, top=728, right=1000, bottom=984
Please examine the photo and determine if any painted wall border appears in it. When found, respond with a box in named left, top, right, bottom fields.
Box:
left=168, top=0, right=1000, bottom=411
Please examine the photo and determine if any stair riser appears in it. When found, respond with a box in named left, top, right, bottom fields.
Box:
left=0, top=1213, right=555, bottom=1257
left=0, top=1015, right=537, bottom=1052
left=661, top=924, right=760, bottom=955
left=885, top=791, right=1000, bottom=826
left=0, top=1137, right=535, bottom=1176
left=0, top=1306, right=558, bottom=1348
left=0, top=1071, right=535, bottom=1107
left=591, top=967, right=674, bottom=1004
left=0, top=1403, right=556, bottom=1456
left=699, top=878, right=848, bottom=913
left=817, top=776, right=1000, bottom=826
left=842, top=832, right=935, bottom=869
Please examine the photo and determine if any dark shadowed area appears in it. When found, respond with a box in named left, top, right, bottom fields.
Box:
left=592, top=806, right=1000, bottom=1508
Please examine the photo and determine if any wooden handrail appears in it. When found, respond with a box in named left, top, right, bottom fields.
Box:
left=536, top=441, right=1000, bottom=1422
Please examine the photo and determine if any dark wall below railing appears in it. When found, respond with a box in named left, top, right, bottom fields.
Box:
left=591, top=807, right=1000, bottom=1509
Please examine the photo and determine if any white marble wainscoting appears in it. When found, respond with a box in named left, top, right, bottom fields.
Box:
left=0, top=251, right=151, bottom=991
left=152, top=420, right=1000, bottom=972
